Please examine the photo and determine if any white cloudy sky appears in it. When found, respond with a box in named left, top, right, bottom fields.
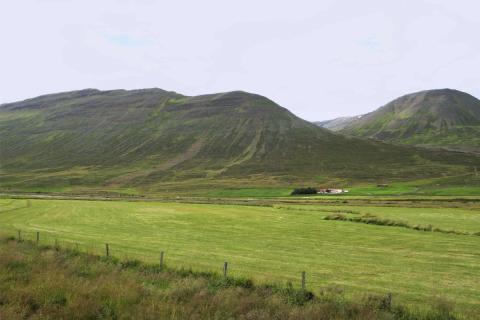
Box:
left=1, top=0, right=479, bottom=120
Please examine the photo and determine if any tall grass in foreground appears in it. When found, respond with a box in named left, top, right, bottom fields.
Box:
left=0, top=236, right=463, bottom=320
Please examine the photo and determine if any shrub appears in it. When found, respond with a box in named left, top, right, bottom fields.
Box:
left=291, top=187, right=318, bottom=195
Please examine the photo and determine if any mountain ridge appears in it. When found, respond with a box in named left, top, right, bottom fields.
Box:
left=1, top=88, right=478, bottom=192
left=316, top=88, right=480, bottom=153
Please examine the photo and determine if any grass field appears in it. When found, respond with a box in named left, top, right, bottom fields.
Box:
left=1, top=238, right=462, bottom=320
left=2, top=171, right=479, bottom=199
left=0, top=198, right=479, bottom=318
left=195, top=175, right=480, bottom=198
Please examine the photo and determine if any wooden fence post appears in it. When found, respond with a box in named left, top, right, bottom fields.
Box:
left=17, top=230, right=21, bottom=242
left=160, top=251, right=164, bottom=268
left=55, top=239, right=58, bottom=249
left=301, top=271, right=306, bottom=290
left=223, top=261, right=228, bottom=277
left=36, top=232, right=40, bottom=245
left=386, top=292, right=392, bottom=309
left=105, top=243, right=109, bottom=257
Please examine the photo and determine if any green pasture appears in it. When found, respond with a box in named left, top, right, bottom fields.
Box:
left=189, top=175, right=480, bottom=198
left=0, top=198, right=479, bottom=316
left=280, top=204, right=480, bottom=234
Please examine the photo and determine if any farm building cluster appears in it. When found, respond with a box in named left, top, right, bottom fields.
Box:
left=317, top=188, right=348, bottom=194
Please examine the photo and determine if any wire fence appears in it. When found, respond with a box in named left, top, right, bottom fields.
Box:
left=0, top=227, right=315, bottom=290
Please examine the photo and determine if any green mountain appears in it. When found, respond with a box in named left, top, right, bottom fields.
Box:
left=0, top=88, right=478, bottom=193
left=320, top=89, right=480, bottom=153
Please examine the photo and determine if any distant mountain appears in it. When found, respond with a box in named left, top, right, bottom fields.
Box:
left=315, top=116, right=359, bottom=131
left=317, top=89, right=480, bottom=153
left=1, top=88, right=478, bottom=192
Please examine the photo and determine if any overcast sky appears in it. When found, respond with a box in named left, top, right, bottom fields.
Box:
left=1, top=0, right=479, bottom=120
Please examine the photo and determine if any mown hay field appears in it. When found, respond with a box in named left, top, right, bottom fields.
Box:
left=0, top=198, right=478, bottom=317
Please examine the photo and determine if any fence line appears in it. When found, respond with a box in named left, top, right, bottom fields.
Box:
left=1, top=228, right=313, bottom=290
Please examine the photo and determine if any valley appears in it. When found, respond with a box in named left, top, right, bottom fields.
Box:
left=1, top=88, right=479, bottom=319
left=2, top=2, right=479, bottom=318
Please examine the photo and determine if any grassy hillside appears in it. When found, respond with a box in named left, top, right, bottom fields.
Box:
left=1, top=88, right=479, bottom=193
left=1, top=198, right=479, bottom=318
left=332, top=89, right=480, bottom=153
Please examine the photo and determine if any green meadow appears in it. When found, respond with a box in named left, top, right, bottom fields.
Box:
left=98, top=173, right=478, bottom=198
left=0, top=198, right=479, bottom=317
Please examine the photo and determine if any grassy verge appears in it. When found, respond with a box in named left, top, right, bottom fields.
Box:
left=0, top=236, right=464, bottom=320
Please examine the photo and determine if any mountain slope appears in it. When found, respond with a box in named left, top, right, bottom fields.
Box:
left=314, top=116, right=359, bottom=131
left=331, top=89, right=480, bottom=153
left=0, top=88, right=478, bottom=192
